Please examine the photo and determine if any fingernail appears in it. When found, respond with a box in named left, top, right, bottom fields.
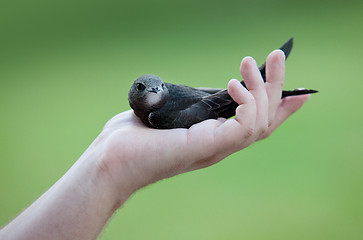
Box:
left=242, top=56, right=256, bottom=67
left=248, top=56, right=256, bottom=64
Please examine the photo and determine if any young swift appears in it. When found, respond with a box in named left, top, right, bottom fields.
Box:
left=128, top=38, right=317, bottom=129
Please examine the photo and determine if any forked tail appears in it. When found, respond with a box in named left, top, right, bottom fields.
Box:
left=242, top=38, right=318, bottom=98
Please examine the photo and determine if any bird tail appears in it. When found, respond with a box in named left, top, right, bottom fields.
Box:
left=249, top=37, right=318, bottom=98
left=259, top=37, right=293, bottom=80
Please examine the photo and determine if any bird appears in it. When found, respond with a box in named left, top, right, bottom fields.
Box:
left=128, top=38, right=317, bottom=129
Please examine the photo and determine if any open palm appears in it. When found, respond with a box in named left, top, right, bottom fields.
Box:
left=91, top=50, right=310, bottom=195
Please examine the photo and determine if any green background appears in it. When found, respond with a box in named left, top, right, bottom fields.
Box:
left=1, top=0, right=362, bottom=239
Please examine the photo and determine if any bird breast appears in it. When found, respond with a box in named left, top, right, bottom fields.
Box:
left=146, top=92, right=163, bottom=107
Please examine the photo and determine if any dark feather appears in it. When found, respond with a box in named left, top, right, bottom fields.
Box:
left=129, top=38, right=317, bottom=129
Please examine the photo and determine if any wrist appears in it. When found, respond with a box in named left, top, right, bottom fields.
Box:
left=0, top=141, right=133, bottom=240
left=78, top=147, right=132, bottom=213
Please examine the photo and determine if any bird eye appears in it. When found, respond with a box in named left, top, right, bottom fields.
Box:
left=161, top=83, right=165, bottom=88
left=136, top=83, right=146, bottom=91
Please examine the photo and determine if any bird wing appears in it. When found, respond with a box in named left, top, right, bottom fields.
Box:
left=200, top=89, right=238, bottom=119
left=148, top=104, right=216, bottom=129
left=258, top=37, right=293, bottom=82
left=200, top=89, right=234, bottom=111
left=195, top=87, right=224, bottom=94
left=148, top=89, right=236, bottom=129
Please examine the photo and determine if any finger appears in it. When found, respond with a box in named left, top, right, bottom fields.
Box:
left=228, top=79, right=256, bottom=127
left=215, top=79, right=256, bottom=150
left=240, top=57, right=269, bottom=135
left=265, top=49, right=285, bottom=125
left=240, top=56, right=265, bottom=92
left=258, top=94, right=310, bottom=140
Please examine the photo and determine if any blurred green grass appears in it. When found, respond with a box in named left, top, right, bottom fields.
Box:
left=1, top=0, right=363, bottom=239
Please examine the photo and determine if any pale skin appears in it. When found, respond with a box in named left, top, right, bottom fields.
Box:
left=0, top=50, right=310, bottom=240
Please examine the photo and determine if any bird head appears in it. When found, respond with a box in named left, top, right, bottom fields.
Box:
left=128, top=74, right=169, bottom=111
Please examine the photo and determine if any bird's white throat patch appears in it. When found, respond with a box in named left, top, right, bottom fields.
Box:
left=146, top=92, right=163, bottom=106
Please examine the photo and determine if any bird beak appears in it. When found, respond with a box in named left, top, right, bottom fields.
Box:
left=148, top=87, right=161, bottom=93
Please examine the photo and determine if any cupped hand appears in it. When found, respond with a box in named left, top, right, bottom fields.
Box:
left=89, top=50, right=310, bottom=199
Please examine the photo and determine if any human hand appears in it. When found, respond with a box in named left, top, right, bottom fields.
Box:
left=89, top=49, right=310, bottom=202
left=0, top=50, right=311, bottom=240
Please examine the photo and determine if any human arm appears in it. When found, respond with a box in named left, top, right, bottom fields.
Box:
left=0, top=50, right=310, bottom=240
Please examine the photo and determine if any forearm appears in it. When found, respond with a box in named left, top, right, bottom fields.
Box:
left=0, top=146, right=128, bottom=240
